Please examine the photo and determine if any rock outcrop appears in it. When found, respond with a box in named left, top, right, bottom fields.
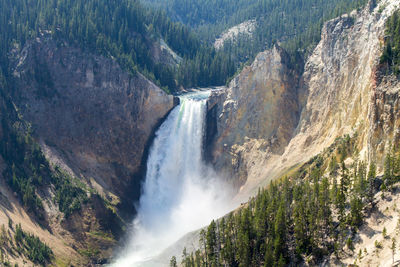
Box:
left=207, top=0, right=400, bottom=200
left=206, top=45, right=301, bottom=188
left=151, top=38, right=182, bottom=68
left=10, top=36, right=176, bottom=207
left=369, top=76, right=400, bottom=162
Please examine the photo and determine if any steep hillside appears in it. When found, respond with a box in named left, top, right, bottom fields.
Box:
left=206, top=45, right=301, bottom=188
left=0, top=35, right=176, bottom=265
left=143, top=0, right=367, bottom=65
left=180, top=127, right=400, bottom=266
left=10, top=35, right=176, bottom=207
left=207, top=0, right=400, bottom=200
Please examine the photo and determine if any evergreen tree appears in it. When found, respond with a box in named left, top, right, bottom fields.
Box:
left=383, top=151, right=393, bottom=190
left=367, top=162, right=376, bottom=210
left=175, top=134, right=388, bottom=266
left=273, top=201, right=287, bottom=264
left=206, top=220, right=218, bottom=266
left=170, top=256, right=177, bottom=267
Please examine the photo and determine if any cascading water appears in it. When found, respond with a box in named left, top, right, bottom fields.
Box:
left=112, top=90, right=234, bottom=267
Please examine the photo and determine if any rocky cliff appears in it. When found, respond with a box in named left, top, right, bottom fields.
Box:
left=206, top=45, right=301, bottom=188
left=10, top=36, right=176, bottom=207
left=207, top=0, right=400, bottom=200
left=0, top=35, right=176, bottom=265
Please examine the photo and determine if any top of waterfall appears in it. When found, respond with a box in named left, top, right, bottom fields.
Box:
left=175, top=86, right=226, bottom=96
left=178, top=90, right=211, bottom=101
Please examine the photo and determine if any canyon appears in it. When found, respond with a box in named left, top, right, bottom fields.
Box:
left=1, top=0, right=400, bottom=265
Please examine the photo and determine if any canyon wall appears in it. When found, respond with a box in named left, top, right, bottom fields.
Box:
left=207, top=0, right=400, bottom=200
left=206, top=45, right=301, bottom=188
left=10, top=36, right=176, bottom=206
left=0, top=35, right=176, bottom=265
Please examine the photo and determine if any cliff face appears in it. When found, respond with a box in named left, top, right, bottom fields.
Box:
left=369, top=76, right=400, bottom=162
left=10, top=36, right=176, bottom=205
left=207, top=0, right=400, bottom=199
left=207, top=46, right=301, bottom=187
left=0, top=36, right=176, bottom=265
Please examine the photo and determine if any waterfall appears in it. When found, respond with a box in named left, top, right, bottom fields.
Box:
left=112, top=90, right=233, bottom=267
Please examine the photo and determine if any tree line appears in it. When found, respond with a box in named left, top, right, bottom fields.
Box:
left=380, top=9, right=400, bottom=76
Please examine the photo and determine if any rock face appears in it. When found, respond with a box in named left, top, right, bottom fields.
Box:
left=214, top=20, right=256, bottom=50
left=369, top=76, right=400, bottom=162
left=151, top=38, right=182, bottom=68
left=10, top=36, right=176, bottom=208
left=207, top=45, right=301, bottom=187
left=207, top=0, right=400, bottom=199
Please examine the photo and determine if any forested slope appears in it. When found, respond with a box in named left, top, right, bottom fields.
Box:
left=177, top=135, right=386, bottom=266
left=143, top=0, right=368, bottom=65
left=0, top=0, right=235, bottom=91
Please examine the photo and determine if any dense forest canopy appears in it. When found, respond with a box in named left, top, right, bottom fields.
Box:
left=0, top=0, right=235, bottom=91
left=143, top=0, right=368, bottom=66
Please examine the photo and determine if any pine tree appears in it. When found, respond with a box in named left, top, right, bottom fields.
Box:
left=329, top=156, right=338, bottom=175
left=319, top=177, right=332, bottom=238
left=391, top=237, right=396, bottom=264
left=349, top=197, right=363, bottom=229
left=237, top=208, right=252, bottom=267
left=273, top=201, right=287, bottom=264
left=356, top=161, right=367, bottom=197
left=206, top=220, right=217, bottom=266
left=340, top=161, right=349, bottom=194
left=367, top=162, right=376, bottom=210
left=182, top=248, right=190, bottom=267
left=264, top=240, right=274, bottom=267
left=383, top=151, right=393, bottom=190
left=170, top=256, right=177, bottom=267
left=199, top=229, right=207, bottom=266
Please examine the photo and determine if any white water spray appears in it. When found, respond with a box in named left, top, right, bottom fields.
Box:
left=111, top=90, right=234, bottom=267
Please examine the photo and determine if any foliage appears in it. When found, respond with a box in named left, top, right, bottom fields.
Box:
left=52, top=167, right=88, bottom=217
left=0, top=0, right=236, bottom=91
left=174, top=135, right=382, bottom=266
left=0, top=116, right=88, bottom=219
left=375, top=240, right=383, bottom=249
left=177, top=47, right=235, bottom=88
left=380, top=10, right=400, bottom=76
left=170, top=256, right=177, bottom=267
left=175, top=137, right=400, bottom=265
left=14, top=224, right=53, bottom=265
left=382, top=144, right=400, bottom=191
left=0, top=125, right=48, bottom=219
left=144, top=0, right=368, bottom=70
